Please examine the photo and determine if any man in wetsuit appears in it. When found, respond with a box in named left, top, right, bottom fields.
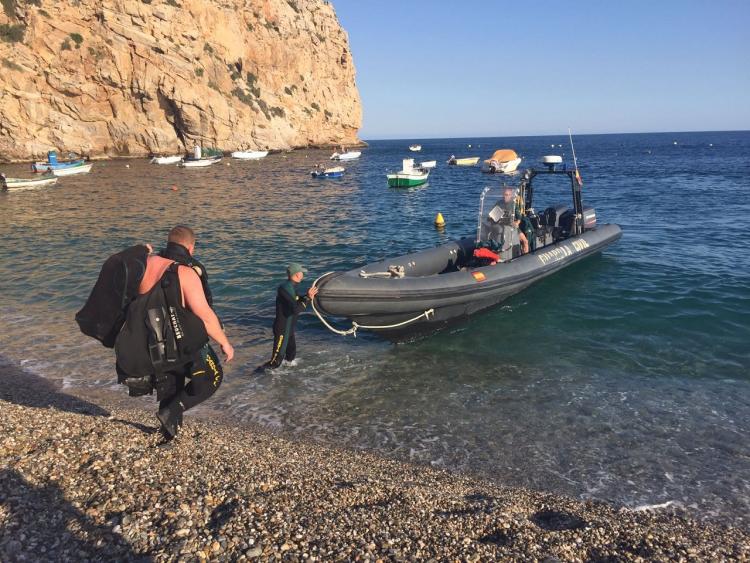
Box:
left=263, top=263, right=318, bottom=370
left=132, top=226, right=234, bottom=441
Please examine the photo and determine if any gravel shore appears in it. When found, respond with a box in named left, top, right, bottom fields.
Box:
left=1, top=362, right=748, bottom=562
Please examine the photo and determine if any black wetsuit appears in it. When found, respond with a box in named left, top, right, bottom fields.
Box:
left=266, top=280, right=310, bottom=368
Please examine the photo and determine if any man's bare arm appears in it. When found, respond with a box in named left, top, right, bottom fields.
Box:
left=180, top=267, right=234, bottom=362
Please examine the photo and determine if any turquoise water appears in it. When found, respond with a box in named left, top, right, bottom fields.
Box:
left=1, top=131, right=749, bottom=525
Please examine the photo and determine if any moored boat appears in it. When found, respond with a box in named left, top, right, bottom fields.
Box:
left=315, top=158, right=621, bottom=340
left=311, top=165, right=345, bottom=178
left=150, top=155, right=183, bottom=165
left=447, top=155, right=480, bottom=166
left=386, top=158, right=430, bottom=188
left=1, top=173, right=58, bottom=190
left=32, top=151, right=86, bottom=173
left=419, top=160, right=437, bottom=169
left=179, top=156, right=221, bottom=168
left=330, top=150, right=362, bottom=161
left=231, top=150, right=269, bottom=160
left=409, top=144, right=422, bottom=152
left=51, top=163, right=93, bottom=176
left=481, top=149, right=522, bottom=174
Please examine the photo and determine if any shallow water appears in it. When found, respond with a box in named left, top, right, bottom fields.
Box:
left=1, top=131, right=749, bottom=526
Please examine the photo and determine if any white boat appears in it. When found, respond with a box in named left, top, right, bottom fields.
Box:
left=419, top=160, right=437, bottom=169
left=150, top=155, right=183, bottom=165
left=231, top=150, right=269, bottom=160
left=179, top=157, right=222, bottom=168
left=1, top=173, right=58, bottom=190
left=51, top=163, right=93, bottom=176
left=409, top=144, right=422, bottom=152
left=387, top=158, right=430, bottom=187
left=481, top=149, right=522, bottom=174
left=330, top=150, right=361, bottom=161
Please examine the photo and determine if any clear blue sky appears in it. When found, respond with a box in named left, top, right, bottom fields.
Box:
left=333, top=0, right=750, bottom=139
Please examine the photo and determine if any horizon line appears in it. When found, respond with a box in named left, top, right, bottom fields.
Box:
left=361, top=129, right=750, bottom=142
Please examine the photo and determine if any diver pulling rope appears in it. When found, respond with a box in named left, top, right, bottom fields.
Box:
left=309, top=272, right=434, bottom=337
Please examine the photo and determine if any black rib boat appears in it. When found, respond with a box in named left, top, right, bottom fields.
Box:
left=315, top=158, right=622, bottom=340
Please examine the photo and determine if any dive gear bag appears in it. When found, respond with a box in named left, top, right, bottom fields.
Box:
left=75, top=245, right=149, bottom=348
left=115, top=263, right=208, bottom=392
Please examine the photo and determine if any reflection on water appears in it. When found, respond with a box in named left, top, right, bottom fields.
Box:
left=1, top=132, right=750, bottom=526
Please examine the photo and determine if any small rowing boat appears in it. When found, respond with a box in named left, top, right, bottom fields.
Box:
left=231, top=150, right=269, bottom=160
left=51, top=163, right=93, bottom=176
left=447, top=155, right=480, bottom=166
left=311, top=165, right=345, bottom=178
left=1, top=173, right=58, bottom=190
left=150, top=155, right=183, bottom=165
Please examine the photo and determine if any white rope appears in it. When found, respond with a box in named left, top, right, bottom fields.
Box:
left=310, top=272, right=434, bottom=337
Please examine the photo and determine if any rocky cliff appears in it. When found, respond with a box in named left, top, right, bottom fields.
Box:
left=0, top=0, right=362, bottom=161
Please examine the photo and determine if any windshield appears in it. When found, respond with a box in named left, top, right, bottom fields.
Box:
left=477, top=184, right=522, bottom=254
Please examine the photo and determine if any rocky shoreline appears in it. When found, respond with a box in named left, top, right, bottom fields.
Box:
left=1, top=365, right=748, bottom=561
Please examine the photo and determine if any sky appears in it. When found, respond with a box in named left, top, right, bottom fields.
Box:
left=333, top=0, right=750, bottom=139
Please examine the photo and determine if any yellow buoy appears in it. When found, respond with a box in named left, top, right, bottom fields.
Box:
left=434, top=212, right=445, bottom=228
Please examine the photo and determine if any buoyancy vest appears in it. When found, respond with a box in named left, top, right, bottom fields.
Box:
left=75, top=245, right=149, bottom=348
left=115, top=263, right=208, bottom=378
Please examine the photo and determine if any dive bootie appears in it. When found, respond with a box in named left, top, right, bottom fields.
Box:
left=156, top=400, right=184, bottom=440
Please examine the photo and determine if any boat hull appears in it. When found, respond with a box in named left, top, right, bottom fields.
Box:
left=32, top=159, right=85, bottom=173
left=386, top=173, right=429, bottom=187
left=179, top=157, right=222, bottom=167
left=231, top=151, right=268, bottom=160
left=481, top=157, right=522, bottom=174
left=312, top=170, right=344, bottom=178
left=150, top=156, right=183, bottom=164
left=2, top=175, right=58, bottom=190
left=331, top=151, right=362, bottom=161
left=448, top=157, right=480, bottom=166
left=51, top=163, right=93, bottom=176
left=316, top=224, right=622, bottom=339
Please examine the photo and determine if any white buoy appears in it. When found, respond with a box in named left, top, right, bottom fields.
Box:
left=125, top=164, right=130, bottom=168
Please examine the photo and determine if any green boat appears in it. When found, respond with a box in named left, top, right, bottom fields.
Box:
left=387, top=158, right=429, bottom=187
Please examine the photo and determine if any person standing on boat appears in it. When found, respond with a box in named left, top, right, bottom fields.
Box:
left=262, top=263, right=318, bottom=370
left=502, top=186, right=530, bottom=255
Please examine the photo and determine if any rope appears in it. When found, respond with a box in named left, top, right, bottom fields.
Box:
left=310, top=272, right=435, bottom=337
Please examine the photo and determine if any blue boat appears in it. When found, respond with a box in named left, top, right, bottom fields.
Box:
left=32, top=151, right=86, bottom=173
left=311, top=165, right=345, bottom=178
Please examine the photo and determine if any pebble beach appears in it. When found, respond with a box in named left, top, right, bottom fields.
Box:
left=1, top=362, right=748, bottom=562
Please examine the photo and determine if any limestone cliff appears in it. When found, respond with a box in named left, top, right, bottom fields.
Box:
left=0, top=0, right=362, bottom=161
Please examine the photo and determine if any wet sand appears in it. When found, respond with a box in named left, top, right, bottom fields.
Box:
left=1, top=360, right=748, bottom=561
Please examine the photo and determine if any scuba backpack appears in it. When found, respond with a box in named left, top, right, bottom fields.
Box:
left=114, top=263, right=208, bottom=396
left=75, top=245, right=149, bottom=348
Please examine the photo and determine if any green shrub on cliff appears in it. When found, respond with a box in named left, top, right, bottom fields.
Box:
left=0, top=23, right=25, bottom=42
left=70, top=32, right=83, bottom=47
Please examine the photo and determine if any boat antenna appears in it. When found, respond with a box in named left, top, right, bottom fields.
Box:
left=568, top=127, right=582, bottom=187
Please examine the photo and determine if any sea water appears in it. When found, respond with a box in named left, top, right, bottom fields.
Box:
left=1, top=131, right=748, bottom=526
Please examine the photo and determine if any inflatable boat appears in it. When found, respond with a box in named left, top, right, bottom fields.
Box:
left=314, top=158, right=622, bottom=340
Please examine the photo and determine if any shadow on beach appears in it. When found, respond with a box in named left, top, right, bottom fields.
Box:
left=0, top=468, right=148, bottom=562
left=0, top=355, right=109, bottom=417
